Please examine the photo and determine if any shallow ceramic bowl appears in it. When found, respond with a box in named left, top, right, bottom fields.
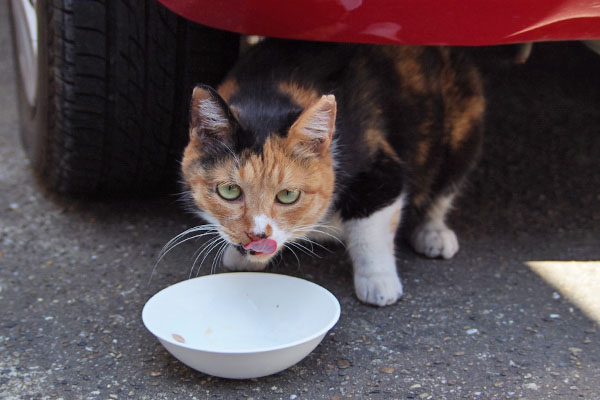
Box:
left=142, top=272, right=341, bottom=379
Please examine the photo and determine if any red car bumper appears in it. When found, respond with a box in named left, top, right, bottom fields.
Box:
left=158, top=0, right=600, bottom=45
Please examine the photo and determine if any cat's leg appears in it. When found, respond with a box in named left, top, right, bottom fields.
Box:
left=222, top=244, right=269, bottom=271
left=410, top=192, right=459, bottom=259
left=344, top=195, right=405, bottom=306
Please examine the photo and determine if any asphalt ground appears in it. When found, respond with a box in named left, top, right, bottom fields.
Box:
left=1, top=3, right=600, bottom=399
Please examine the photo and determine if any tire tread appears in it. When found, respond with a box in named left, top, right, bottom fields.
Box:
left=39, top=0, right=238, bottom=194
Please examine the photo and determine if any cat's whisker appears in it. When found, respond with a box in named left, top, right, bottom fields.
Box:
left=190, top=231, right=221, bottom=260
left=191, top=238, right=220, bottom=277
left=188, top=262, right=196, bottom=280
left=287, top=241, right=321, bottom=259
left=212, top=241, right=229, bottom=275
left=171, top=189, right=193, bottom=198
left=190, top=237, right=224, bottom=278
left=294, top=236, right=334, bottom=254
left=272, top=250, right=285, bottom=270
left=158, top=230, right=218, bottom=264
left=293, top=227, right=345, bottom=247
left=217, top=242, right=230, bottom=268
left=196, top=238, right=227, bottom=276
left=159, top=224, right=220, bottom=252
left=191, top=236, right=223, bottom=276
left=150, top=227, right=220, bottom=282
left=210, top=239, right=229, bottom=275
left=283, top=243, right=301, bottom=267
left=215, top=243, right=229, bottom=273
left=295, top=223, right=342, bottom=233
left=295, top=225, right=342, bottom=235
left=158, top=226, right=204, bottom=256
left=219, top=143, right=241, bottom=168
left=294, top=222, right=343, bottom=236
left=189, top=236, right=221, bottom=279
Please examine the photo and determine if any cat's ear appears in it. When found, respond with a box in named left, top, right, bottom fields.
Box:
left=287, top=95, right=336, bottom=158
left=189, top=85, right=237, bottom=151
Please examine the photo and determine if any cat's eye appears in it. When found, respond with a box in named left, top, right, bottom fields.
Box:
left=276, top=189, right=300, bottom=204
left=217, top=183, right=242, bottom=201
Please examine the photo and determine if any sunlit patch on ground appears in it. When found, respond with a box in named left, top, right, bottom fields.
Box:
left=526, top=261, right=600, bottom=323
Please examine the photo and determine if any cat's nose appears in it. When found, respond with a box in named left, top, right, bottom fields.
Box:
left=246, top=232, right=267, bottom=242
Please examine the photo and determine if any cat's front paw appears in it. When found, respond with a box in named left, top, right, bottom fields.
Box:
left=411, top=223, right=459, bottom=259
left=222, top=245, right=269, bottom=271
left=354, top=272, right=403, bottom=307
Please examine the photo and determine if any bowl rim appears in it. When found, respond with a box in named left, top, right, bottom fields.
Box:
left=142, top=272, right=341, bottom=354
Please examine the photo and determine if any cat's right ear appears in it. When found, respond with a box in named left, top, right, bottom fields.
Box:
left=189, top=85, right=237, bottom=151
left=287, top=94, right=337, bottom=158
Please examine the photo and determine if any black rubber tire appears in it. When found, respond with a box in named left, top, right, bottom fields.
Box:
left=10, top=0, right=239, bottom=195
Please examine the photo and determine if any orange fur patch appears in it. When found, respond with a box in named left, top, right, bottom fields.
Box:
left=278, top=81, right=320, bottom=108
left=439, top=54, right=485, bottom=150
left=415, top=139, right=430, bottom=166
left=365, top=129, right=402, bottom=163
left=384, top=46, right=428, bottom=94
left=181, top=142, right=204, bottom=177
left=217, top=78, right=238, bottom=102
left=447, top=95, right=485, bottom=150
left=412, top=190, right=429, bottom=209
left=389, top=208, right=401, bottom=235
left=415, top=112, right=434, bottom=167
left=388, top=208, right=401, bottom=252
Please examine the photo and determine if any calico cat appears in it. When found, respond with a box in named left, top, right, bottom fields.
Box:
left=180, top=39, right=484, bottom=306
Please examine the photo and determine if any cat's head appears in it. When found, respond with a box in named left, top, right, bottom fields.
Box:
left=181, top=84, right=336, bottom=264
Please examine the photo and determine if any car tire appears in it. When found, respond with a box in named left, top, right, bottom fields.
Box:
left=9, top=0, right=239, bottom=195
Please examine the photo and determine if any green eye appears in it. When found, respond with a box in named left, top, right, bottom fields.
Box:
left=276, top=189, right=300, bottom=204
left=217, top=183, right=242, bottom=200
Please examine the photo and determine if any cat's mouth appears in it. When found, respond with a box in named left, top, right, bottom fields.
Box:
left=236, top=239, right=278, bottom=256
left=236, top=245, right=257, bottom=256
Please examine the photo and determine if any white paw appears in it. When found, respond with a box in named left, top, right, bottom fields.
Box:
left=222, top=245, right=268, bottom=271
left=354, top=272, right=403, bottom=306
left=411, top=224, right=459, bottom=259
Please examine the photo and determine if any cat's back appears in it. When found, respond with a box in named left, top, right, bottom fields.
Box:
left=226, top=39, right=357, bottom=89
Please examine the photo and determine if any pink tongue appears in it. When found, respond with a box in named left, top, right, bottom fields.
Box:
left=243, top=239, right=278, bottom=255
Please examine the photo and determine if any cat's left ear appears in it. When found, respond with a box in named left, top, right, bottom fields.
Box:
left=287, top=95, right=336, bottom=158
left=189, top=85, right=238, bottom=152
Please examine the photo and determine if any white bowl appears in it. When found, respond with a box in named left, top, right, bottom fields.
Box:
left=142, top=272, right=341, bottom=379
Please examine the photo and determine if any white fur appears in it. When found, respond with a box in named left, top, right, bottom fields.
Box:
left=198, top=98, right=230, bottom=130
left=197, top=210, right=220, bottom=227
left=252, top=214, right=270, bottom=234
left=425, top=193, right=454, bottom=223
left=410, top=194, right=459, bottom=259
left=304, top=107, right=334, bottom=140
left=220, top=214, right=289, bottom=272
left=343, top=194, right=406, bottom=306
left=329, top=138, right=342, bottom=177
left=252, top=214, right=287, bottom=246
left=222, top=244, right=269, bottom=271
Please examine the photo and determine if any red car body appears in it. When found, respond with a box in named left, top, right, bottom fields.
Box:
left=158, top=0, right=600, bottom=45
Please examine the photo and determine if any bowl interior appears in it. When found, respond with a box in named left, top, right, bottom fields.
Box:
left=142, top=273, right=340, bottom=353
